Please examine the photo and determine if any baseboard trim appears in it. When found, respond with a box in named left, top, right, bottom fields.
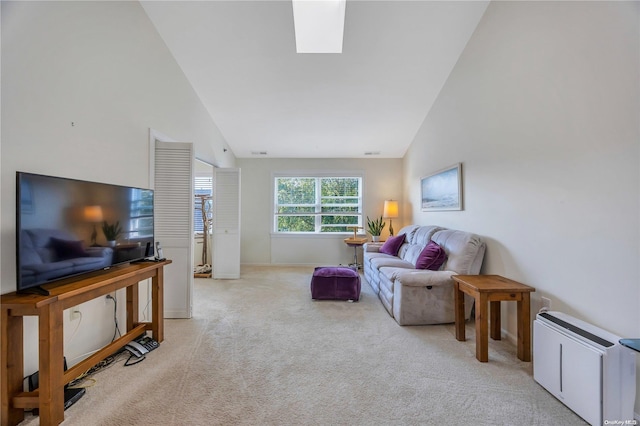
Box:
left=164, top=310, right=191, bottom=319
left=501, top=328, right=518, bottom=346
left=241, top=262, right=319, bottom=267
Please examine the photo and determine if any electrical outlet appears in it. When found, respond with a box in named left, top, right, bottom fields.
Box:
left=541, top=297, right=552, bottom=310
left=70, top=307, right=81, bottom=321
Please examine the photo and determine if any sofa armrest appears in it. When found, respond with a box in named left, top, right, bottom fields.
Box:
left=363, top=242, right=382, bottom=253
left=86, top=247, right=113, bottom=258
left=394, top=270, right=455, bottom=287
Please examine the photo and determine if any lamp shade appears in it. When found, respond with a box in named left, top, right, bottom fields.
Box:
left=84, top=205, right=104, bottom=223
left=383, top=200, right=398, bottom=218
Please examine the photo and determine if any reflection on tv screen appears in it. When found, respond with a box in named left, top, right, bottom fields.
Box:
left=16, top=172, right=154, bottom=292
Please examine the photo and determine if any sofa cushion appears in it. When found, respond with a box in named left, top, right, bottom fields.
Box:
left=397, top=225, right=420, bottom=242
left=379, top=234, right=405, bottom=256
left=431, top=229, right=486, bottom=274
left=312, top=266, right=359, bottom=278
left=400, top=225, right=445, bottom=264
left=415, top=240, right=447, bottom=270
left=412, top=226, right=444, bottom=247
left=370, top=256, right=415, bottom=271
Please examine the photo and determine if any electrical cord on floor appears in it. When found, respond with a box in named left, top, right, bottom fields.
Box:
left=68, top=351, right=128, bottom=388
left=106, top=294, right=122, bottom=341
left=123, top=353, right=145, bottom=367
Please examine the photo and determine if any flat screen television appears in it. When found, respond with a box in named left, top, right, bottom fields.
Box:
left=16, top=172, right=155, bottom=294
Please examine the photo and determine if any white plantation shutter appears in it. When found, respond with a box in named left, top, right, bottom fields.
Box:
left=154, top=141, right=194, bottom=318
left=213, top=168, right=241, bottom=279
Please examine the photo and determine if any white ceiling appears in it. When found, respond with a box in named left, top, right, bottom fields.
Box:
left=141, top=1, right=489, bottom=158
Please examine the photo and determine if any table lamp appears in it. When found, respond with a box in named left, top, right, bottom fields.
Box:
left=84, top=205, right=104, bottom=246
left=383, top=200, right=399, bottom=236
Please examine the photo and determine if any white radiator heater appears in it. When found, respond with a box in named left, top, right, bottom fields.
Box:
left=533, top=311, right=636, bottom=425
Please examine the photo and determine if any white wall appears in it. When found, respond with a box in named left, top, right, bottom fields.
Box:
left=238, top=158, right=403, bottom=266
left=403, top=0, right=640, bottom=409
left=1, top=1, right=234, bottom=374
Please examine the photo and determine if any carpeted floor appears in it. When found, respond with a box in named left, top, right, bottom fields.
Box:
left=19, top=266, right=586, bottom=425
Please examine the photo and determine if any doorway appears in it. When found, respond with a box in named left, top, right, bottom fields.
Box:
left=194, top=159, right=214, bottom=278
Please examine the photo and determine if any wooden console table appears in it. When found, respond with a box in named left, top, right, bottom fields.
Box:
left=452, top=274, right=535, bottom=362
left=1, top=260, right=171, bottom=426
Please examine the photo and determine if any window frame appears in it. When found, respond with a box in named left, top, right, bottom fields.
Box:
left=128, top=188, right=154, bottom=239
left=194, top=174, right=213, bottom=235
left=272, top=171, right=364, bottom=235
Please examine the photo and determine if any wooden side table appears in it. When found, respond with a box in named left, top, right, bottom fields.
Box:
left=452, top=274, right=535, bottom=362
left=344, top=237, right=367, bottom=270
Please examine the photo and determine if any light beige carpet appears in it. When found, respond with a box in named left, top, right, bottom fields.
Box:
left=19, top=266, right=585, bottom=425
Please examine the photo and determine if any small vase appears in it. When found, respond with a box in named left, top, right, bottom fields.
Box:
left=372, top=236, right=380, bottom=242
left=107, top=240, right=117, bottom=247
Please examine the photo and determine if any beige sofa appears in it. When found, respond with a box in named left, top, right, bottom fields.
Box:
left=363, top=225, right=486, bottom=325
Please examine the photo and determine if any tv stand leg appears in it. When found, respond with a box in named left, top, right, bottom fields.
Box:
left=152, top=267, right=164, bottom=342
left=126, top=283, right=139, bottom=333
left=1, top=311, right=24, bottom=426
left=37, top=303, right=65, bottom=425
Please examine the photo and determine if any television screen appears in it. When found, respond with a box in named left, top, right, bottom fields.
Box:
left=16, top=172, right=154, bottom=293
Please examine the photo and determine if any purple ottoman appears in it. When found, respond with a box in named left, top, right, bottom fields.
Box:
left=311, top=266, right=361, bottom=301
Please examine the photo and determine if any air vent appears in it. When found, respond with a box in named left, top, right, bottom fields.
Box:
left=251, top=151, right=268, bottom=156
left=364, top=151, right=380, bottom=156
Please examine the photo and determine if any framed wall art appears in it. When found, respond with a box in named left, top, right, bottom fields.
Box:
left=421, top=163, right=462, bottom=211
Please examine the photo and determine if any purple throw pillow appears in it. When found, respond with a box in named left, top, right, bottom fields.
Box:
left=379, top=234, right=406, bottom=256
left=415, top=240, right=447, bottom=270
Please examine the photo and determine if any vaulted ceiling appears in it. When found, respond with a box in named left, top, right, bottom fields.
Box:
left=141, top=1, right=489, bottom=158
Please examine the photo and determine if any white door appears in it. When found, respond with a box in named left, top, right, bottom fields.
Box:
left=213, top=168, right=240, bottom=279
left=153, top=140, right=194, bottom=318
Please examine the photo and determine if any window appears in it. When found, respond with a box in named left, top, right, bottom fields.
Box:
left=194, top=175, right=213, bottom=234
left=274, top=175, right=362, bottom=233
left=129, top=188, right=154, bottom=238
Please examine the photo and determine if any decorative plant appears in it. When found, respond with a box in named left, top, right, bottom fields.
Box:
left=102, top=221, right=122, bottom=242
left=366, top=216, right=385, bottom=236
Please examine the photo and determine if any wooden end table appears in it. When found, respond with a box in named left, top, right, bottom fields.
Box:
left=344, top=237, right=367, bottom=270
left=452, top=274, right=535, bottom=362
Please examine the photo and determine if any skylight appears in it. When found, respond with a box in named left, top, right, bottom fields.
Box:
left=292, top=0, right=346, bottom=53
